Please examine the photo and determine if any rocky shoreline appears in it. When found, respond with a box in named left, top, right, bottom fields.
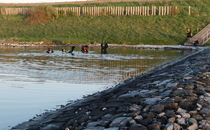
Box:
left=11, top=46, right=210, bottom=130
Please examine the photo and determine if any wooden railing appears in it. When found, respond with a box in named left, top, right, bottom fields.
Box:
left=201, top=30, right=210, bottom=45
left=184, top=23, right=210, bottom=46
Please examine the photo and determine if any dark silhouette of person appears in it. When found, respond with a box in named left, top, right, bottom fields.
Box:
left=81, top=45, right=89, bottom=53
left=186, top=28, right=192, bottom=39
left=101, top=41, right=108, bottom=54
left=193, top=39, right=199, bottom=47
left=46, top=48, right=54, bottom=53
left=68, top=46, right=75, bottom=55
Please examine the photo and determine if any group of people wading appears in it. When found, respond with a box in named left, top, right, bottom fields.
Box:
left=46, top=41, right=109, bottom=54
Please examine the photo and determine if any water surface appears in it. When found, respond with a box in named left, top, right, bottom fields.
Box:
left=0, top=46, right=191, bottom=130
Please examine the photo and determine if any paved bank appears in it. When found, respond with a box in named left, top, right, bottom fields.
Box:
left=11, top=46, right=210, bottom=130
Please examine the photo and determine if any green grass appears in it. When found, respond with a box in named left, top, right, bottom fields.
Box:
left=0, top=0, right=210, bottom=45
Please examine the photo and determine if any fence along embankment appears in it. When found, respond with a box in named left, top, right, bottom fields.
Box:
left=0, top=6, right=183, bottom=16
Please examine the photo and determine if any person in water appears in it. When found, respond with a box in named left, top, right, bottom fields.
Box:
left=62, top=46, right=75, bottom=55
left=101, top=41, right=108, bottom=54
left=46, top=48, right=54, bottom=53
left=81, top=45, right=89, bottom=53
left=62, top=48, right=66, bottom=53
left=68, top=46, right=75, bottom=53
left=68, top=46, right=75, bottom=55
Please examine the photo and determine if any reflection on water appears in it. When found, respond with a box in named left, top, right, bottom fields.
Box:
left=0, top=46, right=191, bottom=130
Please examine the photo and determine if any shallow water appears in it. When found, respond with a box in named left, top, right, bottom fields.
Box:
left=0, top=46, right=191, bottom=130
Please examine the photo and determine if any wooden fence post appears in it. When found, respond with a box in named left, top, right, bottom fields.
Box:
left=158, top=6, right=161, bottom=15
left=0, top=6, right=182, bottom=16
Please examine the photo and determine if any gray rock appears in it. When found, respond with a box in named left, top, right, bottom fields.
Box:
left=192, top=114, right=203, bottom=121
left=118, top=91, right=137, bottom=99
left=104, top=127, right=119, bottom=130
left=180, top=100, right=195, bottom=110
left=204, top=93, right=210, bottom=97
left=124, top=111, right=141, bottom=117
left=84, top=127, right=105, bottom=130
left=156, top=79, right=173, bottom=86
left=160, top=90, right=172, bottom=97
left=176, top=108, right=187, bottom=114
left=133, top=115, right=143, bottom=124
left=164, top=123, right=181, bottom=130
left=165, top=110, right=176, bottom=118
left=199, top=108, right=210, bottom=115
left=86, top=121, right=101, bottom=127
left=137, top=118, right=153, bottom=126
left=184, top=84, right=195, bottom=90
left=129, top=124, right=148, bottom=130
left=199, top=120, right=210, bottom=129
left=176, top=118, right=186, bottom=125
left=103, top=114, right=113, bottom=120
left=40, top=124, right=61, bottom=130
left=203, top=96, right=210, bottom=104
left=187, top=118, right=198, bottom=124
left=150, top=104, right=164, bottom=113
left=157, top=112, right=165, bottom=117
left=168, top=117, right=176, bottom=123
left=187, top=123, right=198, bottom=130
left=148, top=121, right=161, bottom=130
left=128, top=119, right=137, bottom=125
left=147, top=112, right=156, bottom=118
left=160, top=101, right=179, bottom=109
left=109, top=117, right=132, bottom=127
left=142, top=105, right=151, bottom=113
left=180, top=112, right=191, bottom=118
left=166, top=82, right=178, bottom=88
left=129, top=104, right=142, bottom=112
left=144, top=98, right=161, bottom=105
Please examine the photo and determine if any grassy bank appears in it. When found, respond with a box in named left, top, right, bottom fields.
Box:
left=0, top=0, right=210, bottom=45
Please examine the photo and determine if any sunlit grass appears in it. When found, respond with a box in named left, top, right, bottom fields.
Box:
left=0, top=0, right=210, bottom=45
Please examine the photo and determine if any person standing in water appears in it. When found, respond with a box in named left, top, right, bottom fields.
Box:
left=68, top=46, right=75, bottom=55
left=101, top=41, right=108, bottom=54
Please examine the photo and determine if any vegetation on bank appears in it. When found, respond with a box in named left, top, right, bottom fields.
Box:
left=0, top=0, right=210, bottom=45
left=24, top=5, right=59, bottom=24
